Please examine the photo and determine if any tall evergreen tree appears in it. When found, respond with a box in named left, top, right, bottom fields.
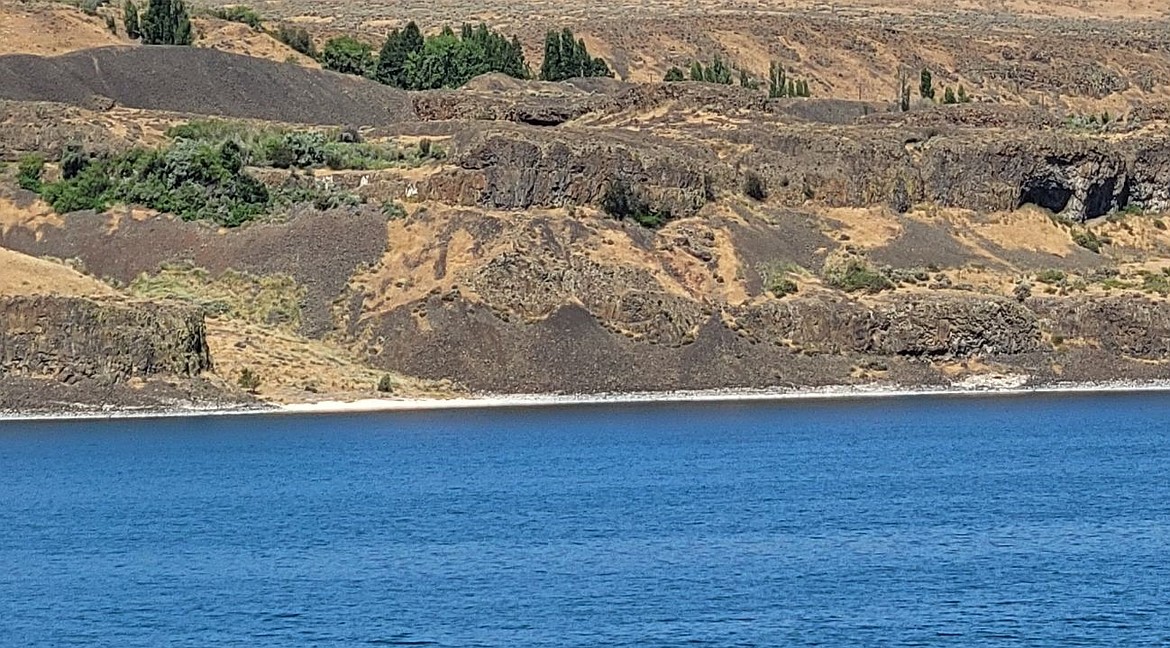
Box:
left=376, top=28, right=410, bottom=86
left=402, top=21, right=424, bottom=54
left=539, top=28, right=611, bottom=81
left=540, top=31, right=561, bottom=81
left=689, top=61, right=704, bottom=82
left=123, top=1, right=140, bottom=39
left=140, top=0, right=192, bottom=45
left=768, top=61, right=787, bottom=98
left=919, top=67, right=935, bottom=101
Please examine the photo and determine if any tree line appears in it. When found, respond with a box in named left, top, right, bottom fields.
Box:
left=118, top=0, right=612, bottom=89
left=663, top=57, right=811, bottom=97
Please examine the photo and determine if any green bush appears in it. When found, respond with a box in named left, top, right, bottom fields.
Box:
left=1035, top=269, right=1066, bottom=285
left=760, top=263, right=801, bottom=297
left=261, top=131, right=327, bottom=168
left=1142, top=272, right=1170, bottom=295
left=320, top=36, right=374, bottom=76
left=663, top=66, right=685, bottom=82
left=381, top=201, right=407, bottom=220
left=377, top=374, right=394, bottom=393
left=1071, top=228, right=1102, bottom=253
left=823, top=257, right=894, bottom=293
left=209, top=5, right=262, bottom=30
left=238, top=367, right=261, bottom=393
left=276, top=24, right=315, bottom=58
left=17, top=155, right=44, bottom=192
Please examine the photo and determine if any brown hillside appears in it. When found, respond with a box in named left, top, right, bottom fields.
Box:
left=0, top=247, right=114, bottom=297
left=192, top=17, right=320, bottom=68
left=0, top=0, right=126, bottom=56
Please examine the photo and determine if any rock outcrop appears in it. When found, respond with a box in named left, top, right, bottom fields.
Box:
left=0, top=295, right=211, bottom=384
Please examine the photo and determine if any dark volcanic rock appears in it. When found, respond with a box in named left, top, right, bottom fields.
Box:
left=1033, top=295, right=1170, bottom=358
left=728, top=294, right=1040, bottom=357
left=1, top=207, right=389, bottom=338
left=0, top=47, right=416, bottom=125
left=421, top=127, right=714, bottom=216
left=0, top=295, right=210, bottom=383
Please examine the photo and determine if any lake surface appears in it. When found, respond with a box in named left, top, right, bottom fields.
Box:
left=2, top=392, right=1169, bottom=646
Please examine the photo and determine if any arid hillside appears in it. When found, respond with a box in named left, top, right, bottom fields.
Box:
left=178, top=0, right=1170, bottom=111
left=3, top=0, right=1170, bottom=409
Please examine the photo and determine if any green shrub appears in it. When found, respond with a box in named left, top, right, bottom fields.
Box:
left=209, top=5, right=262, bottom=30
left=759, top=263, right=801, bottom=297
left=381, top=201, right=407, bottom=220
left=276, top=24, right=314, bottom=58
left=663, top=66, right=685, bottom=82
left=60, top=144, right=89, bottom=180
left=17, top=155, right=44, bottom=192
left=167, top=120, right=403, bottom=170
left=377, top=374, right=394, bottom=393
left=1071, top=228, right=1102, bottom=253
left=238, top=367, right=262, bottom=393
left=320, top=36, right=374, bottom=76
left=823, top=256, right=894, bottom=293
left=1143, top=272, right=1170, bottom=295
left=41, top=162, right=113, bottom=213
left=1035, top=269, right=1066, bottom=285
left=261, top=131, right=327, bottom=168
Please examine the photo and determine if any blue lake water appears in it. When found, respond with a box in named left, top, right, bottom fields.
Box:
left=2, top=392, right=1169, bottom=646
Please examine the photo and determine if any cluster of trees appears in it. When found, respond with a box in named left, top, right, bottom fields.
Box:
left=916, top=68, right=972, bottom=106
left=119, top=2, right=612, bottom=89
left=209, top=5, right=263, bottom=30
left=663, top=55, right=732, bottom=85
left=165, top=119, right=440, bottom=169
left=540, top=28, right=613, bottom=81
left=17, top=122, right=442, bottom=226
left=767, top=62, right=810, bottom=98
left=663, top=58, right=811, bottom=97
left=317, top=22, right=529, bottom=90
left=28, top=141, right=270, bottom=226
left=123, top=0, right=192, bottom=45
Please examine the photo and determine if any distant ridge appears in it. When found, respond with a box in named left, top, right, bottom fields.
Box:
left=0, top=46, right=416, bottom=125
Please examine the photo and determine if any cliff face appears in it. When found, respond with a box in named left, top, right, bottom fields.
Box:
left=0, top=296, right=211, bottom=384
left=409, top=94, right=1170, bottom=223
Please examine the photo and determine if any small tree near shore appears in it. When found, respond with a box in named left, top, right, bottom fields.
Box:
left=238, top=367, right=262, bottom=393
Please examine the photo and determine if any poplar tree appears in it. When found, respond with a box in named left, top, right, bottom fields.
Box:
left=140, top=0, right=192, bottom=45
left=123, top=1, right=140, bottom=39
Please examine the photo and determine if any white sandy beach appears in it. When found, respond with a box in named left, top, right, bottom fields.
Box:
left=4, top=377, right=1170, bottom=422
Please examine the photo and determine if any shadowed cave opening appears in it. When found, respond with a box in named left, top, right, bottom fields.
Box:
left=1019, top=178, right=1073, bottom=214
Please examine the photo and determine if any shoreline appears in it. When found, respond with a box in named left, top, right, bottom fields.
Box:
left=3, top=378, right=1170, bottom=422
